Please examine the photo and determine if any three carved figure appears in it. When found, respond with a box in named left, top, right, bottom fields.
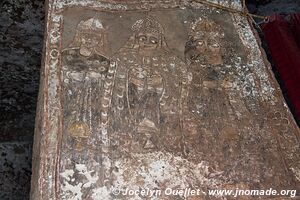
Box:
left=61, top=15, right=244, bottom=157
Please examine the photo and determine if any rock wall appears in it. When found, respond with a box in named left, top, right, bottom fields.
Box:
left=0, top=0, right=44, bottom=199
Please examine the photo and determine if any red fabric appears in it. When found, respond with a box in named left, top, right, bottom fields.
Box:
left=262, top=14, right=300, bottom=120
left=291, top=13, right=300, bottom=48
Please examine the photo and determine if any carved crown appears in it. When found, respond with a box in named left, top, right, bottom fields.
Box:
left=77, top=17, right=106, bottom=34
left=132, top=16, right=164, bottom=35
left=189, top=18, right=225, bottom=39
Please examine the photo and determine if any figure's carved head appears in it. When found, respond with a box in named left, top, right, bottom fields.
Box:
left=131, top=16, right=166, bottom=55
left=186, top=18, right=225, bottom=65
left=69, top=17, right=109, bottom=57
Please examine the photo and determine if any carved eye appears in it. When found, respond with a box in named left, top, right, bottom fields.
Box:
left=99, top=66, right=106, bottom=72
left=138, top=36, right=147, bottom=42
left=208, top=39, right=220, bottom=48
left=101, top=60, right=108, bottom=65
left=197, top=40, right=205, bottom=46
left=149, top=36, right=158, bottom=44
left=210, top=43, right=220, bottom=48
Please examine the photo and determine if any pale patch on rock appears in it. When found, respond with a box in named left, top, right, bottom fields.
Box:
left=112, top=151, right=224, bottom=197
left=231, top=14, right=276, bottom=104
left=56, top=0, right=128, bottom=10
left=92, top=186, right=111, bottom=199
left=75, top=164, right=99, bottom=188
left=60, top=168, right=83, bottom=200
left=291, top=167, right=300, bottom=182
left=60, top=164, right=99, bottom=200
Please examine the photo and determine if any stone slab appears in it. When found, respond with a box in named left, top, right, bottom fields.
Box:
left=31, top=0, right=300, bottom=199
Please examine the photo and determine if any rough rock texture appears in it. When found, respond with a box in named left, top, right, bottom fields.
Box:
left=257, top=0, right=300, bottom=16
left=0, top=142, right=32, bottom=200
left=0, top=0, right=44, bottom=142
left=0, top=0, right=44, bottom=199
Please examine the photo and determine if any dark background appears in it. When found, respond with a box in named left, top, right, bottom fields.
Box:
left=0, top=0, right=300, bottom=199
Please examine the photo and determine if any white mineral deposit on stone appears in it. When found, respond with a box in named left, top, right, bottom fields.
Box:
left=60, top=164, right=99, bottom=200
left=75, top=164, right=99, bottom=188
left=231, top=14, right=276, bottom=103
left=112, top=151, right=223, bottom=198
left=182, top=0, right=243, bottom=10
left=92, top=187, right=111, bottom=199
left=61, top=169, right=83, bottom=200
left=56, top=0, right=128, bottom=10
left=61, top=169, right=75, bottom=182
left=291, top=167, right=300, bottom=182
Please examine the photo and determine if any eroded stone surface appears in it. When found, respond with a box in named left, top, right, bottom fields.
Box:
left=0, top=0, right=44, bottom=142
left=31, top=0, right=300, bottom=199
left=0, top=142, right=32, bottom=200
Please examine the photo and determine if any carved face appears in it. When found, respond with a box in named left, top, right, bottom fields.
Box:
left=78, top=33, right=104, bottom=57
left=190, top=34, right=223, bottom=65
left=137, top=32, right=160, bottom=53
left=80, top=33, right=102, bottom=48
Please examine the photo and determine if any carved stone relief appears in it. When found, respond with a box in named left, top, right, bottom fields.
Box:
left=61, top=17, right=112, bottom=198
left=109, top=15, right=188, bottom=157
left=62, top=17, right=110, bottom=150
left=182, top=18, right=260, bottom=184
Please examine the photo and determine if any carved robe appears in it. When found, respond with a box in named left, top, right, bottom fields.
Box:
left=110, top=49, right=188, bottom=156
left=62, top=48, right=110, bottom=150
